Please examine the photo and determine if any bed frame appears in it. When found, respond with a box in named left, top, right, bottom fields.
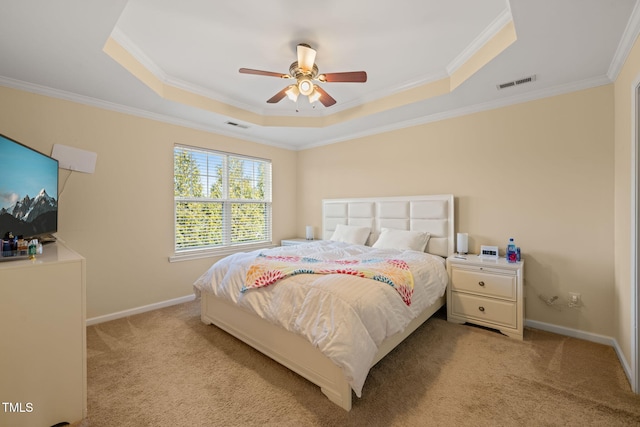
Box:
left=200, top=194, right=454, bottom=411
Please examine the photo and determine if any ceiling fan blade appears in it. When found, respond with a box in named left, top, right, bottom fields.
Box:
left=239, top=68, right=290, bottom=78
left=266, top=87, right=289, bottom=104
left=318, top=71, right=367, bottom=83
left=297, top=43, right=317, bottom=72
left=313, top=85, right=336, bottom=107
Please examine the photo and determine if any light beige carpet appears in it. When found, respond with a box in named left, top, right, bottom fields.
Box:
left=84, top=300, right=640, bottom=426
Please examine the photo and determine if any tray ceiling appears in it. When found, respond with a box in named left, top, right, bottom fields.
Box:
left=0, top=0, right=637, bottom=149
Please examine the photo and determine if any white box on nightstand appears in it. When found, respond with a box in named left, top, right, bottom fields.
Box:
left=280, top=238, right=318, bottom=246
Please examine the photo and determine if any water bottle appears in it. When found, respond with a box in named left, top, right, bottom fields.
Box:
left=506, top=238, right=517, bottom=263
left=28, top=239, right=37, bottom=260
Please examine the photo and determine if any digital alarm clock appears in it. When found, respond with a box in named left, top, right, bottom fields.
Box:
left=480, top=245, right=499, bottom=259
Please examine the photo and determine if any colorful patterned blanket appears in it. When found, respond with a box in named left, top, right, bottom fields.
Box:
left=243, top=254, right=415, bottom=306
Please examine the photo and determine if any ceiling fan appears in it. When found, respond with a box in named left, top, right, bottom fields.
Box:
left=239, top=43, right=367, bottom=107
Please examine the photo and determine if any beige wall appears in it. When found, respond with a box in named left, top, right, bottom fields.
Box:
left=0, top=86, right=298, bottom=318
left=0, top=78, right=624, bottom=344
left=297, top=85, right=615, bottom=336
left=614, top=34, right=640, bottom=369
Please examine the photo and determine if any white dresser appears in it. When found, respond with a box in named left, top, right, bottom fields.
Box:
left=0, top=242, right=86, bottom=427
left=446, top=254, right=524, bottom=340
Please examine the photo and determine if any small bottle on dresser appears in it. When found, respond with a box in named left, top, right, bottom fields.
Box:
left=506, top=237, right=517, bottom=263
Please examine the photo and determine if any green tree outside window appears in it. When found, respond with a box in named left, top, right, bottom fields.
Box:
left=174, top=145, right=271, bottom=252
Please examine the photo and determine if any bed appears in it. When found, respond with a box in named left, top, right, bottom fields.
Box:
left=193, top=194, right=454, bottom=411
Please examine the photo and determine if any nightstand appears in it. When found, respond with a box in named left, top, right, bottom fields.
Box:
left=280, top=238, right=317, bottom=246
left=446, top=254, right=524, bottom=340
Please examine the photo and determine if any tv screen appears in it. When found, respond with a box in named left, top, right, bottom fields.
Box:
left=0, top=134, right=58, bottom=241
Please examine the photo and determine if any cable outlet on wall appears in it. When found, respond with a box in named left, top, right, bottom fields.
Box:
left=568, top=292, right=581, bottom=308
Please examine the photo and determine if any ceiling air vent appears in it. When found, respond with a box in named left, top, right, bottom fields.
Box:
left=225, top=121, right=249, bottom=129
left=496, top=75, right=536, bottom=90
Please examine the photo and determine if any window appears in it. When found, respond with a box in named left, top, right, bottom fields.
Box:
left=173, top=144, right=272, bottom=258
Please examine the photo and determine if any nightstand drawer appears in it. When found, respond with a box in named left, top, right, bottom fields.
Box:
left=451, top=268, right=516, bottom=300
left=450, top=292, right=517, bottom=329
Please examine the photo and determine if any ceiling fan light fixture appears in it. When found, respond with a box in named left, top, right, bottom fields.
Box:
left=285, top=84, right=299, bottom=101
left=308, top=87, right=321, bottom=103
left=298, top=78, right=313, bottom=96
left=297, top=43, right=317, bottom=72
left=240, top=43, right=365, bottom=108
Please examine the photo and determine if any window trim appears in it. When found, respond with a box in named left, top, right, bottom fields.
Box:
left=172, top=144, right=272, bottom=260
left=168, top=241, right=276, bottom=262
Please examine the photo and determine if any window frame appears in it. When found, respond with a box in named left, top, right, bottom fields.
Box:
left=170, top=144, right=273, bottom=262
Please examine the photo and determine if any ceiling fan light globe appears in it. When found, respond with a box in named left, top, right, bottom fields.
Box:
left=298, top=78, right=313, bottom=95
left=285, top=85, right=299, bottom=102
left=308, top=88, right=321, bottom=103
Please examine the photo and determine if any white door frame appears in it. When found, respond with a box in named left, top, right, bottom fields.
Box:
left=632, top=78, right=640, bottom=393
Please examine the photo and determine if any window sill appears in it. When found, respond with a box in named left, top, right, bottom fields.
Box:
left=168, top=242, right=276, bottom=263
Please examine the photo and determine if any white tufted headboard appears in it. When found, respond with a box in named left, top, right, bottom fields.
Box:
left=322, top=194, right=455, bottom=257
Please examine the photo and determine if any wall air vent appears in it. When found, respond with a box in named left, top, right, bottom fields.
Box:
left=496, top=74, right=536, bottom=90
left=225, top=121, right=249, bottom=129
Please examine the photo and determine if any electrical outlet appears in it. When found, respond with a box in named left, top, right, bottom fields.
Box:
left=569, top=292, right=581, bottom=305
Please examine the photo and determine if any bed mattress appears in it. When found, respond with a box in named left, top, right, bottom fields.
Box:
left=193, top=240, right=448, bottom=396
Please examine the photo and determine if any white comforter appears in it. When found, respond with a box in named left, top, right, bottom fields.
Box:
left=193, top=240, right=448, bottom=396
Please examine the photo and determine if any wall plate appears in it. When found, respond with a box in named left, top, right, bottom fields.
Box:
left=480, top=245, right=499, bottom=259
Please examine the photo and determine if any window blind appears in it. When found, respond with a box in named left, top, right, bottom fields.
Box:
left=174, top=144, right=272, bottom=253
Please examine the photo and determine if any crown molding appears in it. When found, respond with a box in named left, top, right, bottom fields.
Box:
left=110, top=28, right=283, bottom=118
left=0, top=73, right=613, bottom=153
left=109, top=11, right=514, bottom=121
left=0, top=76, right=298, bottom=150
left=608, top=0, right=640, bottom=81
left=446, top=8, right=513, bottom=76
left=299, top=74, right=612, bottom=150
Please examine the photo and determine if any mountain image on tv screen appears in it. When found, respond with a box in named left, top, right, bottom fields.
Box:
left=0, top=134, right=58, bottom=240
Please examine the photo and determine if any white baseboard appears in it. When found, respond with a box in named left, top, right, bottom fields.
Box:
left=526, top=318, right=636, bottom=389
left=525, top=318, right=615, bottom=346
left=612, top=338, right=635, bottom=391
left=86, top=294, right=196, bottom=326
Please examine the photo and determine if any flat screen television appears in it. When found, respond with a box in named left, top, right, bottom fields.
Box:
left=0, top=133, right=58, bottom=242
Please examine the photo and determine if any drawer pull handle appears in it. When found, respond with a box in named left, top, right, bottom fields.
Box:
left=478, top=306, right=485, bottom=312
left=478, top=281, right=485, bottom=287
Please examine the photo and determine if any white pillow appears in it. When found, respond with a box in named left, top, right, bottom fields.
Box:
left=372, top=228, right=431, bottom=252
left=329, top=224, right=371, bottom=245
